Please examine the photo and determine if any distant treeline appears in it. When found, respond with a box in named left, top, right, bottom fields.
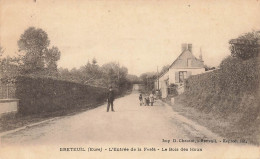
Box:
left=0, top=27, right=136, bottom=92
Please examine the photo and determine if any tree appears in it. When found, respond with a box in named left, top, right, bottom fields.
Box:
left=82, top=62, right=102, bottom=85
left=45, top=46, right=61, bottom=76
left=17, top=27, right=61, bottom=77
left=229, top=31, right=260, bottom=60
left=101, top=62, right=129, bottom=88
left=58, top=67, right=71, bottom=81
left=102, top=62, right=119, bottom=87
left=0, top=45, right=20, bottom=83
left=58, top=60, right=131, bottom=91
left=58, top=60, right=104, bottom=86
left=238, top=31, right=260, bottom=41
left=18, top=27, right=50, bottom=73
left=0, top=56, right=20, bottom=84
left=118, top=66, right=128, bottom=88
left=126, top=74, right=140, bottom=83
left=139, top=72, right=157, bottom=91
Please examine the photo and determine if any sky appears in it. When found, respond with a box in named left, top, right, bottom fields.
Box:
left=1, top=0, right=260, bottom=76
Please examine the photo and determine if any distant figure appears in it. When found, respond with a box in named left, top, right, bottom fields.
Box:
left=144, top=95, right=150, bottom=106
left=155, top=90, right=159, bottom=99
left=107, top=86, right=115, bottom=112
left=149, top=93, right=154, bottom=106
left=139, top=94, right=143, bottom=106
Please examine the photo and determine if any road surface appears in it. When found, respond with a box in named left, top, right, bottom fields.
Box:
left=0, top=91, right=259, bottom=159
left=0, top=91, right=219, bottom=145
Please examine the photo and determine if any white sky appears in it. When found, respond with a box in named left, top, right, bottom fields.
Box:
left=1, top=0, right=260, bottom=76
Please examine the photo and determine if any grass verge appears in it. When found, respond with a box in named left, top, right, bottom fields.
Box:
left=163, top=97, right=260, bottom=146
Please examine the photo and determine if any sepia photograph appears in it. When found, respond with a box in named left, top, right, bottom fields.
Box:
left=0, top=0, right=259, bottom=158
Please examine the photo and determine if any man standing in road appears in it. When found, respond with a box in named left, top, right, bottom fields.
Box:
left=107, top=86, right=115, bottom=112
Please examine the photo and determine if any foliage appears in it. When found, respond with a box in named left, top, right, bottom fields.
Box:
left=18, top=27, right=49, bottom=73
left=0, top=56, right=20, bottom=84
left=219, top=56, right=258, bottom=94
left=18, top=27, right=50, bottom=53
left=101, top=62, right=128, bottom=88
left=168, top=83, right=178, bottom=97
left=15, top=76, right=107, bottom=114
left=58, top=59, right=132, bottom=92
left=17, top=27, right=60, bottom=76
left=45, top=46, right=61, bottom=76
left=182, top=56, right=259, bottom=124
left=2, top=27, right=133, bottom=94
left=0, top=44, right=20, bottom=84
left=139, top=72, right=157, bottom=91
left=185, top=56, right=258, bottom=95
left=238, top=30, right=260, bottom=41
left=181, top=31, right=259, bottom=121
left=230, top=31, right=260, bottom=60
left=126, top=74, right=140, bottom=83
left=178, top=54, right=260, bottom=144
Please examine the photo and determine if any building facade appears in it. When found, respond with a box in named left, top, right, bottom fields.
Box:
left=157, top=43, right=205, bottom=98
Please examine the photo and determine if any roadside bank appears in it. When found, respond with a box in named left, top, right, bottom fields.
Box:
left=163, top=97, right=260, bottom=146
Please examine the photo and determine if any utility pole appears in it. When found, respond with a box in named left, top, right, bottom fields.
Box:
left=6, top=57, right=9, bottom=98
left=157, top=66, right=159, bottom=90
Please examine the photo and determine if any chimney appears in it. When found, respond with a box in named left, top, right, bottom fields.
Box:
left=199, top=47, right=203, bottom=61
left=181, top=43, right=188, bottom=52
left=188, top=44, right=192, bottom=52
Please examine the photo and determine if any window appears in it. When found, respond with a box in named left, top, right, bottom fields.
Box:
left=179, top=71, right=187, bottom=83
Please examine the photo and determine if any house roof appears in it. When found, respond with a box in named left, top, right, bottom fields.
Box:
left=168, top=49, right=187, bottom=69
left=159, top=68, right=169, bottom=78
left=159, top=49, right=188, bottom=78
left=168, top=49, right=202, bottom=69
left=158, top=48, right=203, bottom=78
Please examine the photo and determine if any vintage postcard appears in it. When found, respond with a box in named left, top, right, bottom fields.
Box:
left=0, top=0, right=259, bottom=158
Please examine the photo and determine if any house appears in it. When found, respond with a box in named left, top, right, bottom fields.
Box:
left=156, top=43, right=205, bottom=98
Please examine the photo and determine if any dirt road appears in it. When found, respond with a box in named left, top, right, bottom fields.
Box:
left=0, top=92, right=258, bottom=159
left=1, top=92, right=193, bottom=145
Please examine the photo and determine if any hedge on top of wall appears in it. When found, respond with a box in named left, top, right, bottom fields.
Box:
left=185, top=57, right=258, bottom=97
left=15, top=76, right=107, bottom=115
left=182, top=56, right=259, bottom=116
